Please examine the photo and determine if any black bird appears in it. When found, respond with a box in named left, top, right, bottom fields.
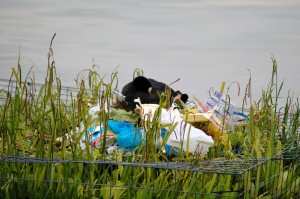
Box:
left=147, top=78, right=189, bottom=104
left=121, top=76, right=188, bottom=110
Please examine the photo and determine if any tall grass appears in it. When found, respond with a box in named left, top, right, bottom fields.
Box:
left=0, top=37, right=299, bottom=198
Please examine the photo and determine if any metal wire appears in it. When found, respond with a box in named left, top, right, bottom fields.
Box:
left=0, top=78, right=80, bottom=106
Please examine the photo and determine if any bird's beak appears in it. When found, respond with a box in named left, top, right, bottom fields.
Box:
left=148, top=87, right=152, bottom=94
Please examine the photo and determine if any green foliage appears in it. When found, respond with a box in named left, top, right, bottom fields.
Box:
left=0, top=41, right=299, bottom=198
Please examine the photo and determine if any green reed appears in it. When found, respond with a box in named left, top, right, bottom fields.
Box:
left=0, top=36, right=299, bottom=198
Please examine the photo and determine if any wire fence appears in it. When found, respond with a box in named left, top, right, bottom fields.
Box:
left=1, top=78, right=300, bottom=198
left=1, top=143, right=299, bottom=198
left=0, top=78, right=79, bottom=106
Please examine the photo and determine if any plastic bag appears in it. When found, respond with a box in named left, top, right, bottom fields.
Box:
left=108, top=120, right=142, bottom=149
left=84, top=125, right=115, bottom=149
left=161, top=108, right=214, bottom=155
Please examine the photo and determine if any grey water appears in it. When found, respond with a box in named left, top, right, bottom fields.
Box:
left=1, top=0, right=300, bottom=107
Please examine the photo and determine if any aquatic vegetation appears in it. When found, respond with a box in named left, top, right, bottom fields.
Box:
left=0, top=36, right=299, bottom=198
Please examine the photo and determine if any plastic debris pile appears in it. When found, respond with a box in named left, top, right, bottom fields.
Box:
left=56, top=87, right=248, bottom=157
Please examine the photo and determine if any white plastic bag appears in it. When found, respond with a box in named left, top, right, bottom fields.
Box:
left=161, top=108, right=214, bottom=155
left=134, top=98, right=214, bottom=155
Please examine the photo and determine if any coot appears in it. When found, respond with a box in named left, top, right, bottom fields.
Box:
left=121, top=76, right=188, bottom=110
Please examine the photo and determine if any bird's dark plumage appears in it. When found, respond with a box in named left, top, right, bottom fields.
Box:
left=121, top=76, right=153, bottom=109
left=180, top=94, right=189, bottom=103
left=132, top=76, right=152, bottom=93
left=121, top=76, right=188, bottom=110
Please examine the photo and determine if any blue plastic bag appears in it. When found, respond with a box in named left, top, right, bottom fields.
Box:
left=108, top=120, right=142, bottom=149
left=161, top=128, right=180, bottom=156
left=108, top=120, right=133, bottom=134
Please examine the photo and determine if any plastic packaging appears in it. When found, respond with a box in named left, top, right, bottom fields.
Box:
left=87, top=125, right=115, bottom=149
left=185, top=100, right=198, bottom=109
left=112, top=90, right=126, bottom=102
left=107, top=120, right=142, bottom=149
left=134, top=98, right=159, bottom=122
left=197, top=89, right=240, bottom=132
left=116, top=128, right=142, bottom=149
left=91, top=133, right=115, bottom=149
left=161, top=128, right=180, bottom=156
left=198, top=90, right=222, bottom=113
left=160, top=108, right=214, bottom=155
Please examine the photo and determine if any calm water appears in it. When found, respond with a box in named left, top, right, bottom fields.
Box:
left=1, top=0, right=300, bottom=107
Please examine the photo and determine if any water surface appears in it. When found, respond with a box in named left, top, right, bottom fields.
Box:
left=1, top=0, right=299, bottom=107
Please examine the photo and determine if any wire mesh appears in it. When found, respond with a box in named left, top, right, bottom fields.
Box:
left=1, top=78, right=300, bottom=198
left=1, top=151, right=299, bottom=198
left=0, top=78, right=80, bottom=106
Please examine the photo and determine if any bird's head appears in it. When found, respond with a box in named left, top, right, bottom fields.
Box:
left=133, top=76, right=153, bottom=94
left=175, top=90, right=189, bottom=103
